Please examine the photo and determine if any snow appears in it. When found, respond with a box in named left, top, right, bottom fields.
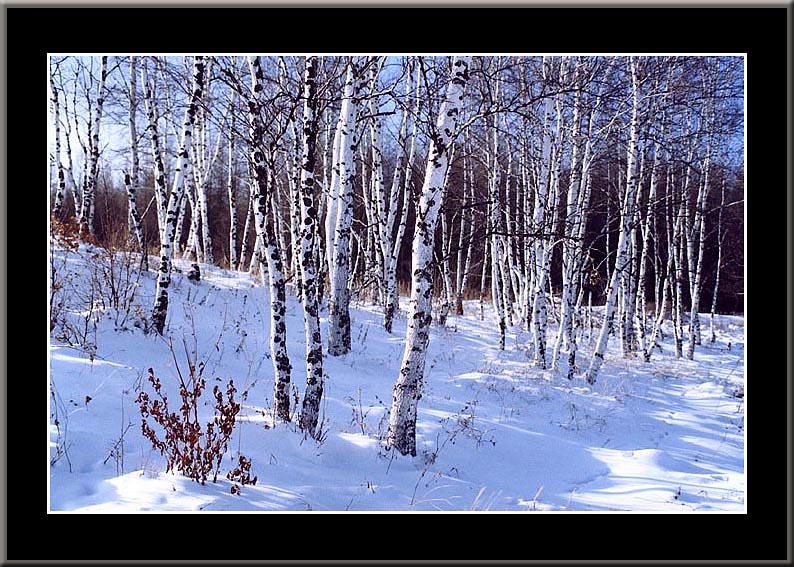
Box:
left=49, top=244, right=745, bottom=512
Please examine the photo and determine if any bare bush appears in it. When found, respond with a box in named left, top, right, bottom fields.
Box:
left=135, top=340, right=253, bottom=486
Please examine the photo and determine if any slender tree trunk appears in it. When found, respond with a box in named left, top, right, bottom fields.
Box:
left=502, top=133, right=519, bottom=327
left=552, top=57, right=584, bottom=377
left=328, top=58, right=365, bottom=356
left=514, top=74, right=532, bottom=330
left=271, top=185, right=292, bottom=289
left=645, top=198, right=675, bottom=363
left=486, top=76, right=507, bottom=349
left=50, top=68, right=67, bottom=219
left=238, top=183, right=254, bottom=271
left=455, top=141, right=474, bottom=316
left=227, top=103, right=239, bottom=270
left=620, top=147, right=644, bottom=358
left=384, top=58, right=419, bottom=332
left=673, top=186, right=686, bottom=359
left=279, top=58, right=304, bottom=296
left=530, top=59, right=556, bottom=369
left=387, top=56, right=470, bottom=457
left=635, top=135, right=662, bottom=361
left=438, top=212, right=455, bottom=327
left=359, top=138, right=381, bottom=304
left=142, top=59, right=169, bottom=244
left=190, top=83, right=225, bottom=267
left=185, top=182, right=202, bottom=265
left=173, top=190, right=188, bottom=258
left=367, top=56, right=388, bottom=309
left=125, top=56, right=147, bottom=270
left=195, top=158, right=214, bottom=265
left=480, top=235, right=490, bottom=323
left=710, top=179, right=726, bottom=343
left=248, top=56, right=292, bottom=421
left=79, top=55, right=108, bottom=238
left=686, top=143, right=711, bottom=360
left=152, top=56, right=205, bottom=335
left=582, top=57, right=641, bottom=385
left=295, top=57, right=326, bottom=437
left=58, top=67, right=82, bottom=219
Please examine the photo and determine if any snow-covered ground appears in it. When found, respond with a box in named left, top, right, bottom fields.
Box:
left=49, top=244, right=745, bottom=512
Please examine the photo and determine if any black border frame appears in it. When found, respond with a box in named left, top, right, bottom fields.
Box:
left=3, top=4, right=789, bottom=565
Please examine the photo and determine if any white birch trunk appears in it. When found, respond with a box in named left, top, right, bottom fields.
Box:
left=78, top=55, right=107, bottom=238
left=190, top=82, right=225, bottom=267
left=227, top=102, right=239, bottom=270
left=502, top=134, right=519, bottom=327
left=328, top=58, right=364, bottom=356
left=635, top=135, right=663, bottom=361
left=673, top=182, right=686, bottom=359
left=384, top=59, right=419, bottom=332
left=56, top=67, right=81, bottom=219
left=582, top=57, right=641, bottom=385
left=324, top=92, right=343, bottom=274
left=195, top=148, right=214, bottom=265
left=173, top=191, right=188, bottom=258
left=488, top=108, right=507, bottom=350
left=645, top=189, right=676, bottom=362
left=278, top=58, right=304, bottom=293
left=248, top=56, right=292, bottom=421
left=239, top=183, right=255, bottom=270
left=455, top=143, right=475, bottom=316
left=50, top=68, right=67, bottom=218
left=151, top=56, right=205, bottom=335
left=551, top=57, right=585, bottom=377
left=184, top=183, right=202, bottom=264
left=296, top=57, right=326, bottom=438
left=142, top=59, right=169, bottom=244
left=710, top=179, right=726, bottom=343
left=686, top=140, right=711, bottom=360
left=387, top=56, right=470, bottom=457
left=531, top=60, right=555, bottom=369
left=125, top=56, right=147, bottom=269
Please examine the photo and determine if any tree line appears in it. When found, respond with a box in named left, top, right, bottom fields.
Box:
left=50, top=55, right=744, bottom=456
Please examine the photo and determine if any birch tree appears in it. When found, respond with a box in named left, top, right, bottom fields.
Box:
left=487, top=104, right=507, bottom=350
left=454, top=136, right=476, bottom=316
left=685, top=65, right=716, bottom=360
left=582, top=57, right=641, bottom=385
left=634, top=111, right=665, bottom=361
left=142, top=58, right=169, bottom=244
left=226, top=98, right=239, bottom=270
left=247, top=56, right=293, bottom=422
left=50, top=62, right=67, bottom=219
left=78, top=55, right=108, bottom=238
left=151, top=56, right=205, bottom=335
left=388, top=56, right=471, bottom=457
left=551, top=57, right=586, bottom=377
left=383, top=58, right=420, bottom=332
left=327, top=58, right=365, bottom=356
left=710, top=178, right=726, bottom=343
left=529, top=57, right=557, bottom=369
left=124, top=56, right=147, bottom=270
left=296, top=57, right=327, bottom=437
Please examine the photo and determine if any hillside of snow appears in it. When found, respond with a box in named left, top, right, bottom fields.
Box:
left=49, top=243, right=745, bottom=512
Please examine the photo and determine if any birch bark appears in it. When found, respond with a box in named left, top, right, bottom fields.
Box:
left=387, top=56, right=470, bottom=457
left=582, top=57, right=641, bottom=385
left=50, top=66, right=67, bottom=219
left=296, top=57, right=326, bottom=437
left=151, top=56, right=205, bottom=335
left=125, top=56, right=147, bottom=269
left=78, top=55, right=108, bottom=238
left=328, top=58, right=365, bottom=356
left=248, top=56, right=293, bottom=421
